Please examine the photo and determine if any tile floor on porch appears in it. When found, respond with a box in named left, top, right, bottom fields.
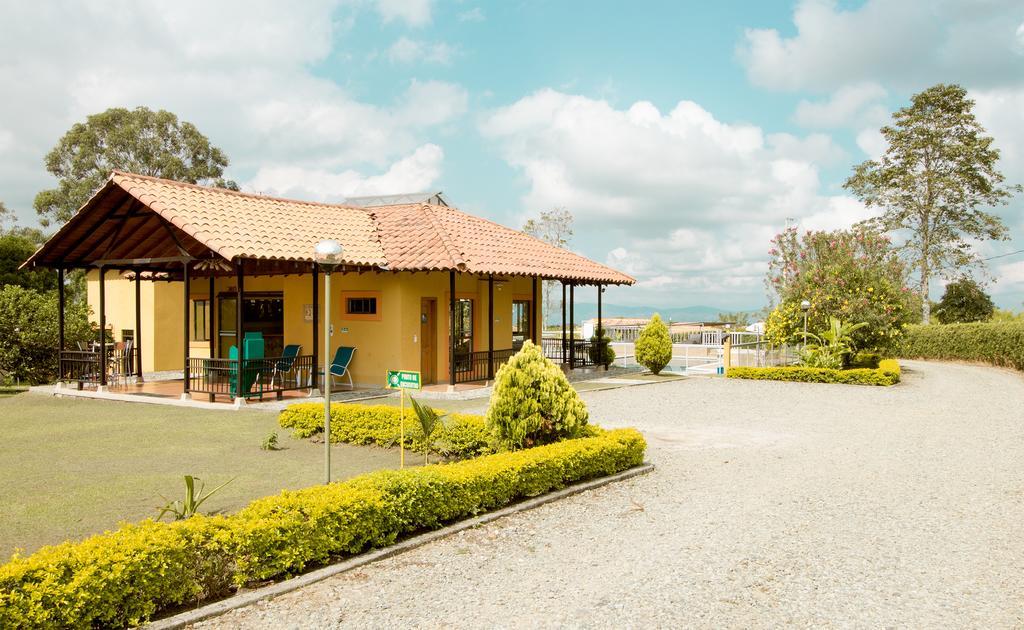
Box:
left=48, top=378, right=384, bottom=408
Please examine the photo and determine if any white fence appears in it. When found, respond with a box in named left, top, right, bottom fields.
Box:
left=611, top=337, right=798, bottom=375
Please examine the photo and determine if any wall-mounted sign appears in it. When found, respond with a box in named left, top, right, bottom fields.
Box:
left=303, top=304, right=313, bottom=322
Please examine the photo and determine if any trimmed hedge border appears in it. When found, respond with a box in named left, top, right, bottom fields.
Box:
left=726, top=359, right=901, bottom=386
left=279, top=402, right=493, bottom=459
left=0, top=429, right=645, bottom=629
left=900, top=322, right=1024, bottom=372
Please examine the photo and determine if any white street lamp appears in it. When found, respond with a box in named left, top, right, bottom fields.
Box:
left=314, top=239, right=343, bottom=484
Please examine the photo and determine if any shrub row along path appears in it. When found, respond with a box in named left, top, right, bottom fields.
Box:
left=197, top=361, right=1024, bottom=628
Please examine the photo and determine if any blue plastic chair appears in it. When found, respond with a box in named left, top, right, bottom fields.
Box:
left=329, top=346, right=356, bottom=390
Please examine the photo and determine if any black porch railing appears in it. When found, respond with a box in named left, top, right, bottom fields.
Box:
left=188, top=355, right=315, bottom=401
left=541, top=338, right=609, bottom=369
left=59, top=348, right=139, bottom=389
left=454, top=348, right=516, bottom=384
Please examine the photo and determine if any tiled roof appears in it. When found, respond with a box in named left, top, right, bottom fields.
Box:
left=28, top=172, right=634, bottom=285
left=112, top=171, right=387, bottom=266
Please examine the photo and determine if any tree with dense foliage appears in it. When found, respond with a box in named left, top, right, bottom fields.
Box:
left=934, top=277, right=995, bottom=324
left=844, top=84, right=1021, bottom=324
left=0, top=227, right=55, bottom=292
left=522, top=208, right=573, bottom=326
left=485, top=341, right=589, bottom=450
left=635, top=313, right=673, bottom=374
left=0, top=285, right=92, bottom=383
left=34, top=107, right=237, bottom=226
left=765, top=225, right=914, bottom=352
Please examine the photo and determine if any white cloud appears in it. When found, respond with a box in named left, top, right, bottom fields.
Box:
left=0, top=1, right=462, bottom=223
left=738, top=0, right=1024, bottom=92
left=972, top=87, right=1024, bottom=178
left=995, top=260, right=1024, bottom=286
left=387, top=37, right=456, bottom=65
left=374, top=0, right=432, bottom=26
left=247, top=143, right=444, bottom=201
left=457, top=8, right=485, bottom=23
left=793, top=82, right=888, bottom=128
left=481, top=89, right=859, bottom=305
left=855, top=128, right=887, bottom=161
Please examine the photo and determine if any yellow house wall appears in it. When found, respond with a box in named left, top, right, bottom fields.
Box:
left=85, top=271, right=158, bottom=370
left=87, top=269, right=543, bottom=387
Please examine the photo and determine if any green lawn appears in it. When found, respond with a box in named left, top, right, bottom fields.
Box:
left=0, top=393, right=405, bottom=559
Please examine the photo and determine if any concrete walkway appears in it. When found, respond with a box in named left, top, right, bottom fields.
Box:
left=195, top=361, right=1024, bottom=628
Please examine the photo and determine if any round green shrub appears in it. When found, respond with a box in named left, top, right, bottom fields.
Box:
left=635, top=313, right=673, bottom=374
left=485, top=340, right=589, bottom=450
left=588, top=333, right=615, bottom=367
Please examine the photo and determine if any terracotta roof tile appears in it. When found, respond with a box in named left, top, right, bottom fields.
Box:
left=32, top=172, right=634, bottom=284
left=111, top=172, right=386, bottom=266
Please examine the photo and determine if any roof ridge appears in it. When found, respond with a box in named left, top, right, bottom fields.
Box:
left=428, top=202, right=634, bottom=281
left=418, top=203, right=468, bottom=270
left=110, top=170, right=369, bottom=213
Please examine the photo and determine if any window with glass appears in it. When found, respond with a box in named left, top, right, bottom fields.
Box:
left=512, top=300, right=531, bottom=350
left=346, top=297, right=377, bottom=315
left=192, top=300, right=209, bottom=341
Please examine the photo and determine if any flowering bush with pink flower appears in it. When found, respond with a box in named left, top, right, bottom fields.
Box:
left=765, top=225, right=916, bottom=353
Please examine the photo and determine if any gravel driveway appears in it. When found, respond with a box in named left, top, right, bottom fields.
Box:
left=195, top=361, right=1024, bottom=628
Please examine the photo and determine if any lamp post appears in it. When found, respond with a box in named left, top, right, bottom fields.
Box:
left=315, top=239, right=343, bottom=484
left=800, top=299, right=811, bottom=345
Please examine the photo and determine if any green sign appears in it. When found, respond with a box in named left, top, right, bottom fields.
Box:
left=386, top=370, right=421, bottom=390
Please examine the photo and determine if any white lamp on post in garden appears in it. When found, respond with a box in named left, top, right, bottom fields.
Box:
left=314, top=239, right=343, bottom=484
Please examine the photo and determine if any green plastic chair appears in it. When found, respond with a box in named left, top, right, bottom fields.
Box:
left=270, top=344, right=302, bottom=388
left=329, top=346, right=356, bottom=390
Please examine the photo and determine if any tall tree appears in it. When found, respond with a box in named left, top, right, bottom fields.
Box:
left=934, top=277, right=995, bottom=324
left=522, top=208, right=574, bottom=327
left=34, top=106, right=237, bottom=226
left=0, top=201, right=12, bottom=229
left=844, top=84, right=1020, bottom=323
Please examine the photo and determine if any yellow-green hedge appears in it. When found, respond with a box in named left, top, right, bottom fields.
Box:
left=900, top=322, right=1024, bottom=371
left=726, top=359, right=901, bottom=386
left=0, top=429, right=645, bottom=628
left=279, top=402, right=492, bottom=459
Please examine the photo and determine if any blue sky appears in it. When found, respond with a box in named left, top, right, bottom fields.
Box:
left=1, top=0, right=1022, bottom=312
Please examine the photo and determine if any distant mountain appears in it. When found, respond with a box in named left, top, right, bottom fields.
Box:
left=544, top=303, right=762, bottom=325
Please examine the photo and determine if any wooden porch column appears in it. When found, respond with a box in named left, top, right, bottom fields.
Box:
left=449, top=270, right=456, bottom=387
left=98, top=266, right=106, bottom=387
left=597, top=283, right=605, bottom=370
left=487, top=274, right=494, bottom=380
left=208, top=272, right=216, bottom=360
left=561, top=281, right=567, bottom=364
left=569, top=283, right=575, bottom=370
left=182, top=261, right=190, bottom=397
left=135, top=270, right=144, bottom=382
left=57, top=267, right=65, bottom=354
left=531, top=275, right=539, bottom=344
left=311, top=263, right=319, bottom=393
left=236, top=260, right=244, bottom=400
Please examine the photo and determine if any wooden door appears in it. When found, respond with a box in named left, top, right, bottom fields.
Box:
left=420, top=298, right=436, bottom=384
